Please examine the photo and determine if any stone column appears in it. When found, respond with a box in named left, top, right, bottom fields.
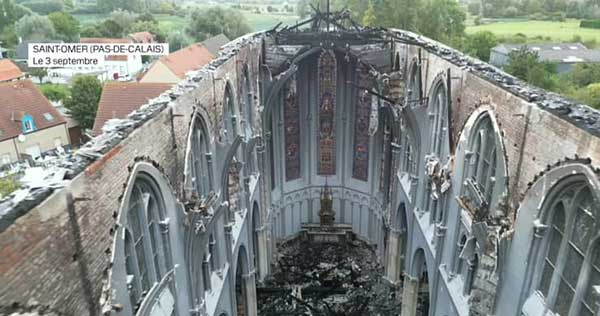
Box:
left=385, top=228, right=402, bottom=283
left=400, top=275, right=419, bottom=316
left=243, top=272, right=258, bottom=316
left=256, top=225, right=270, bottom=282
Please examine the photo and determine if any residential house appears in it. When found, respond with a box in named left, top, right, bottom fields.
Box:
left=80, top=38, right=144, bottom=81
left=139, top=43, right=214, bottom=83
left=0, top=60, right=25, bottom=82
left=0, top=80, right=70, bottom=164
left=201, top=34, right=230, bottom=56
left=490, top=42, right=600, bottom=72
left=14, top=40, right=63, bottom=65
left=91, top=82, right=172, bottom=136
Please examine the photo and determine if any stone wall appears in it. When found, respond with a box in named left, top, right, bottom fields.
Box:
left=0, top=34, right=263, bottom=316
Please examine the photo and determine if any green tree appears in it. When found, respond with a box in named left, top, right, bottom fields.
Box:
left=29, top=68, right=47, bottom=84
left=167, top=31, right=191, bottom=51
left=463, top=31, right=498, bottom=61
left=362, top=0, right=377, bottom=27
left=109, top=9, right=137, bottom=30
left=186, top=7, right=252, bottom=42
left=98, top=19, right=125, bottom=37
left=573, top=83, right=600, bottom=109
left=48, top=11, right=80, bottom=41
left=0, top=175, right=20, bottom=198
left=417, top=0, right=466, bottom=43
left=0, top=0, right=17, bottom=32
left=505, top=46, right=558, bottom=90
left=40, top=84, right=70, bottom=102
left=15, top=14, right=56, bottom=41
left=570, top=63, right=600, bottom=87
left=467, top=1, right=481, bottom=16
left=64, top=0, right=73, bottom=10
left=64, top=76, right=103, bottom=130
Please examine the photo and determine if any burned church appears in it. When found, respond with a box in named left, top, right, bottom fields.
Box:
left=2, top=8, right=600, bottom=316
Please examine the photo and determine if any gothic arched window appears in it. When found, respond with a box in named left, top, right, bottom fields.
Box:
left=124, top=174, right=171, bottom=311
left=407, top=60, right=421, bottom=107
left=400, top=116, right=418, bottom=176
left=428, top=80, right=447, bottom=157
left=536, top=181, right=600, bottom=316
left=223, top=83, right=238, bottom=144
left=242, top=66, right=253, bottom=137
left=190, top=116, right=212, bottom=197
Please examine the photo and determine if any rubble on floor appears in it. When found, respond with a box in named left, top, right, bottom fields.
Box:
left=257, top=237, right=402, bottom=316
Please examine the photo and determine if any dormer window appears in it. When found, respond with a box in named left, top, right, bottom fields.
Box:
left=43, top=113, right=54, bottom=122
left=22, top=114, right=36, bottom=133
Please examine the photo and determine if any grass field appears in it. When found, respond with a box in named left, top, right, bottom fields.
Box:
left=466, top=19, right=600, bottom=43
left=73, top=11, right=297, bottom=34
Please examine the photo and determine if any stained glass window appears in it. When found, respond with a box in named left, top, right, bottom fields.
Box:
left=317, top=50, right=337, bottom=175
left=284, top=77, right=301, bottom=181
left=352, top=62, right=372, bottom=181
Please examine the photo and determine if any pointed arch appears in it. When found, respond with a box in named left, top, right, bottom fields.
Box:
left=110, top=162, right=183, bottom=316
left=185, top=110, right=214, bottom=198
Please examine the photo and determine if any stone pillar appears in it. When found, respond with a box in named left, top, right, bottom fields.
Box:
left=243, top=272, right=258, bottom=316
left=256, top=225, right=270, bottom=282
left=385, top=229, right=403, bottom=283
left=400, top=275, right=419, bottom=316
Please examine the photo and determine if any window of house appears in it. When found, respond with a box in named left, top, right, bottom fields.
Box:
left=537, top=182, right=600, bottom=316
left=43, top=113, right=54, bottom=122
left=22, top=115, right=35, bottom=133
left=123, top=175, right=171, bottom=312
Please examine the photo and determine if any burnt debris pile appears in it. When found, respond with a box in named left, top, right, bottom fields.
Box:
left=257, top=238, right=402, bottom=316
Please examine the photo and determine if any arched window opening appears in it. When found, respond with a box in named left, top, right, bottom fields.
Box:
left=407, top=61, right=421, bottom=107
left=223, top=84, right=238, bottom=144
left=463, top=115, right=498, bottom=213
left=393, top=53, right=401, bottom=72
left=235, top=248, right=250, bottom=316
left=242, top=66, right=253, bottom=137
left=535, top=182, right=600, bottom=316
left=401, top=124, right=417, bottom=176
left=123, top=174, right=171, bottom=312
left=191, top=117, right=212, bottom=197
left=429, top=80, right=447, bottom=158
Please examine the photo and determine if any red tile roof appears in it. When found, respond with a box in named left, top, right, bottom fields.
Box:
left=0, top=80, right=66, bottom=141
left=153, top=43, right=215, bottom=79
left=0, top=60, right=24, bottom=82
left=80, top=38, right=132, bottom=61
left=92, top=82, right=172, bottom=136
left=129, top=32, right=156, bottom=43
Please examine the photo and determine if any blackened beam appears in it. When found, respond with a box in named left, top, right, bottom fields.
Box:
left=276, top=32, right=386, bottom=46
left=345, top=81, right=400, bottom=106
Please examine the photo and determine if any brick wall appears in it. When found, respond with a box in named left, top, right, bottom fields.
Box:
left=0, top=38, right=262, bottom=316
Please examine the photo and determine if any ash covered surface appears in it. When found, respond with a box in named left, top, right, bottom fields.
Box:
left=257, top=238, right=402, bottom=316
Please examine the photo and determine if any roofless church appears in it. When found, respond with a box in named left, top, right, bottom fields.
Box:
left=2, top=4, right=600, bottom=316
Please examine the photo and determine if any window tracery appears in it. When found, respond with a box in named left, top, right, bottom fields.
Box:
left=536, top=181, right=600, bottom=316
left=352, top=62, right=372, bottom=181
left=317, top=50, right=337, bottom=175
